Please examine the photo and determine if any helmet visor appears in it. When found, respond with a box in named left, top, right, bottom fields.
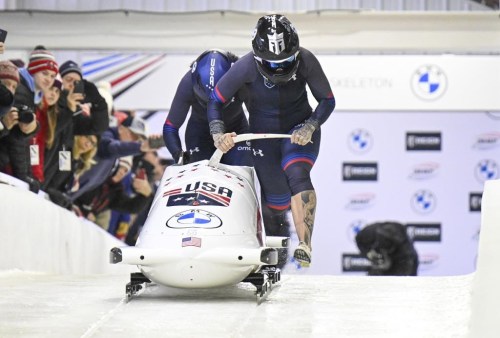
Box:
left=264, top=54, right=296, bottom=70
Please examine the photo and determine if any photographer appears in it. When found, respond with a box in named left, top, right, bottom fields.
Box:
left=0, top=60, right=19, bottom=137
left=0, top=58, right=40, bottom=189
left=0, top=46, right=58, bottom=189
left=58, top=60, right=109, bottom=136
left=355, top=221, right=419, bottom=276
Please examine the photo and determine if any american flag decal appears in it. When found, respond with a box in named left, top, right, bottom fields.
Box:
left=182, top=237, right=202, bottom=248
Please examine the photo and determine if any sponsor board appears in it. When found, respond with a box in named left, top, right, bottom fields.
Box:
left=406, top=132, right=442, bottom=151
left=406, top=223, right=441, bottom=242
left=342, top=253, right=371, bottom=272
left=342, top=162, right=378, bottom=181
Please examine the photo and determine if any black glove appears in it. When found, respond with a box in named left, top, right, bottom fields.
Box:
left=23, top=176, right=41, bottom=194
left=175, top=150, right=190, bottom=165
left=47, top=188, right=73, bottom=210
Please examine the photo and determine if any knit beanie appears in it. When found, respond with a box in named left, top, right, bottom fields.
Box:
left=59, top=60, right=82, bottom=78
left=27, top=45, right=59, bottom=75
left=0, top=60, right=20, bottom=83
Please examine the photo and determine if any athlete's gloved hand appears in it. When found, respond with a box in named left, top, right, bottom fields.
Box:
left=212, top=132, right=236, bottom=153
left=291, top=120, right=317, bottom=146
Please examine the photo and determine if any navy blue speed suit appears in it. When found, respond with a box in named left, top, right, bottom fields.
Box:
left=163, top=71, right=251, bottom=165
left=208, top=47, right=335, bottom=212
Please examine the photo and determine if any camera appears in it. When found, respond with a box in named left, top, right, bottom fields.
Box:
left=14, top=104, right=35, bottom=124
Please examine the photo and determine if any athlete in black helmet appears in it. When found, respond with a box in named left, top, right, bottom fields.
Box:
left=163, top=49, right=251, bottom=165
left=207, top=14, right=336, bottom=267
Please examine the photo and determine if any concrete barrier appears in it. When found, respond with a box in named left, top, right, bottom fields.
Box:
left=469, top=179, right=500, bottom=337
left=0, top=184, right=134, bottom=275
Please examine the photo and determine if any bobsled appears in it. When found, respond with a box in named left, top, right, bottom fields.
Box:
left=110, top=134, right=290, bottom=300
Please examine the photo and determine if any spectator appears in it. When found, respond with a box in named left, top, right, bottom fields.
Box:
left=355, top=221, right=419, bottom=276
left=0, top=60, right=19, bottom=135
left=30, top=75, right=64, bottom=183
left=1, top=46, right=57, bottom=180
left=163, top=49, right=250, bottom=165
left=58, top=60, right=109, bottom=135
left=45, top=133, right=98, bottom=209
left=69, top=115, right=161, bottom=201
left=1, top=46, right=58, bottom=183
left=125, top=156, right=173, bottom=246
left=74, top=156, right=153, bottom=236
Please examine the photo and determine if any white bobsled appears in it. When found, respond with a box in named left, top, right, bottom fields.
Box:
left=110, top=134, right=290, bottom=295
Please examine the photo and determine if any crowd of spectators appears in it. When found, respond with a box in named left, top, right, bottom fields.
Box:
left=0, top=42, right=171, bottom=241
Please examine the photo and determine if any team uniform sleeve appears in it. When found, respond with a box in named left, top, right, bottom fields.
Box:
left=207, top=55, right=251, bottom=135
left=163, top=71, right=192, bottom=160
left=302, top=49, right=336, bottom=127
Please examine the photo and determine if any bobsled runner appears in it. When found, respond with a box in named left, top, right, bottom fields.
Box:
left=110, top=134, right=291, bottom=302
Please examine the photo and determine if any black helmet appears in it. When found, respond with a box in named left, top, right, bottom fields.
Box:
left=252, top=14, right=300, bottom=85
left=191, top=49, right=237, bottom=107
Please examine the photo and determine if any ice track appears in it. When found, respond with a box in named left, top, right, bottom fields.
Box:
left=1, top=179, right=500, bottom=337
left=0, top=272, right=472, bottom=338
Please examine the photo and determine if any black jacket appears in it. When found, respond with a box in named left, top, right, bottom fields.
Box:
left=355, top=222, right=419, bottom=276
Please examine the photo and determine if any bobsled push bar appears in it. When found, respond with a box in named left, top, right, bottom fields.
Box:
left=208, top=133, right=292, bottom=167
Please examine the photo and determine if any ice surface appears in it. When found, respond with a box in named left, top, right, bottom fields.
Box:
left=0, top=270, right=471, bottom=338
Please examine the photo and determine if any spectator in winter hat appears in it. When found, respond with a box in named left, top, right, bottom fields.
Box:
left=57, top=60, right=109, bottom=136
left=27, top=46, right=59, bottom=78
left=16, top=45, right=58, bottom=112
left=0, top=49, right=45, bottom=184
left=0, top=60, right=19, bottom=118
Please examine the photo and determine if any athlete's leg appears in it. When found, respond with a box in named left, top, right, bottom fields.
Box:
left=282, top=126, right=321, bottom=266
left=252, top=138, right=292, bottom=246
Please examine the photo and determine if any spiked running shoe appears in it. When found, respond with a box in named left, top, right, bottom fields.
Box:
left=293, top=242, right=312, bottom=267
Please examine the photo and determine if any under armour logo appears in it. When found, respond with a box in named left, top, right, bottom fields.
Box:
left=264, top=78, right=275, bottom=89
left=268, top=32, right=285, bottom=55
left=253, top=149, right=264, bottom=157
left=189, top=147, right=200, bottom=155
left=291, top=74, right=297, bottom=81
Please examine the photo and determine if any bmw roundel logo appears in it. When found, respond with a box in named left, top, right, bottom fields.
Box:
left=348, top=129, right=373, bottom=154
left=475, top=159, right=499, bottom=183
left=167, top=209, right=222, bottom=229
left=411, top=65, right=447, bottom=100
left=411, top=190, right=436, bottom=214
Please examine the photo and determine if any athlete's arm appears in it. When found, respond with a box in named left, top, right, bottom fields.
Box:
left=163, top=71, right=193, bottom=161
left=301, top=49, right=336, bottom=127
